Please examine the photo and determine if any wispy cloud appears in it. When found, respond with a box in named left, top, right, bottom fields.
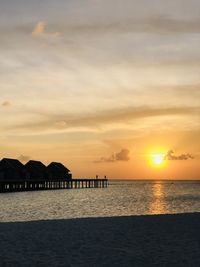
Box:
left=32, top=21, right=45, bottom=36
left=58, top=16, right=200, bottom=35
left=32, top=21, right=60, bottom=37
left=157, top=84, right=200, bottom=96
left=11, top=106, right=200, bottom=133
left=164, top=150, right=194, bottom=160
left=1, top=101, right=12, bottom=107
left=2, top=15, right=200, bottom=40
left=95, top=148, right=130, bottom=163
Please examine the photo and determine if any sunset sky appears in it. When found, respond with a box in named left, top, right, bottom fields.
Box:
left=0, top=0, right=200, bottom=179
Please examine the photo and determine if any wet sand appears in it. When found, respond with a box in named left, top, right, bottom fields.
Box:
left=0, top=213, right=199, bottom=266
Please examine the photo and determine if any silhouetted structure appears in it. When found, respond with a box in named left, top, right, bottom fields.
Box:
left=0, top=158, right=108, bottom=193
left=25, top=160, right=50, bottom=181
left=47, top=162, right=72, bottom=180
left=0, top=158, right=26, bottom=181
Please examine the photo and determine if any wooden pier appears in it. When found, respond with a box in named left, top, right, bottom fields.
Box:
left=0, top=158, right=108, bottom=193
left=0, top=179, right=108, bottom=193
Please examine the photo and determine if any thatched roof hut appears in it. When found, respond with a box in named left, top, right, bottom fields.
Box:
left=47, top=162, right=72, bottom=180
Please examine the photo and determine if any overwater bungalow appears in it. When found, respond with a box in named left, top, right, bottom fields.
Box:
left=0, top=158, right=108, bottom=193
left=0, top=158, right=27, bottom=181
left=24, top=160, right=50, bottom=181
left=47, top=162, right=72, bottom=180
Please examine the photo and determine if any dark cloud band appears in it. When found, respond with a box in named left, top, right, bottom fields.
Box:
left=95, top=149, right=130, bottom=163
left=164, top=150, right=194, bottom=160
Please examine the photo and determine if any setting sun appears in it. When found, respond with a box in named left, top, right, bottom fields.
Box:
left=153, top=154, right=164, bottom=165
left=149, top=153, right=167, bottom=168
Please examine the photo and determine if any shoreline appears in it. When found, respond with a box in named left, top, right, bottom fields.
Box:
left=0, top=212, right=199, bottom=266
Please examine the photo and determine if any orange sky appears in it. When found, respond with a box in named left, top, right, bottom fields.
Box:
left=0, top=0, right=200, bottom=179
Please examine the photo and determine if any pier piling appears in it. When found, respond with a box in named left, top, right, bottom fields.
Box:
left=0, top=178, right=108, bottom=193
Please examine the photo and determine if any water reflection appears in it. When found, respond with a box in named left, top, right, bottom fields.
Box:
left=0, top=181, right=199, bottom=222
left=150, top=182, right=166, bottom=214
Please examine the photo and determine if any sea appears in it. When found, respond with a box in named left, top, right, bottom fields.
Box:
left=0, top=180, right=199, bottom=222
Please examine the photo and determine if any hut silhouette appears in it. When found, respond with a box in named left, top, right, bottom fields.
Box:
left=0, top=158, right=108, bottom=192
left=24, top=160, right=50, bottom=181
left=0, top=158, right=26, bottom=181
left=47, top=162, right=72, bottom=180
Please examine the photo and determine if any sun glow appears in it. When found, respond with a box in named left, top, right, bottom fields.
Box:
left=149, top=151, right=167, bottom=168
left=153, top=154, right=164, bottom=165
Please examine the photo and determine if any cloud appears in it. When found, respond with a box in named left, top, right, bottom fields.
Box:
left=18, top=155, right=30, bottom=163
left=95, top=148, right=130, bottom=163
left=32, top=21, right=45, bottom=36
left=57, top=16, right=200, bottom=35
left=1, top=101, right=12, bottom=107
left=11, top=105, right=200, bottom=133
left=32, top=21, right=60, bottom=37
left=142, top=15, right=200, bottom=34
left=164, top=150, right=194, bottom=160
left=3, top=15, right=200, bottom=41
left=157, top=84, right=200, bottom=97
left=115, top=149, right=130, bottom=161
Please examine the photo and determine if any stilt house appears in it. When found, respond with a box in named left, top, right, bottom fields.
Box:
left=0, top=158, right=27, bottom=181
left=24, top=160, right=50, bottom=181
left=47, top=162, right=72, bottom=180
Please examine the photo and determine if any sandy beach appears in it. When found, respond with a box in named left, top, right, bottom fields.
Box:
left=0, top=213, right=199, bottom=267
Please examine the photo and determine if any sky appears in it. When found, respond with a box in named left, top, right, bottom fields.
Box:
left=0, top=0, right=200, bottom=179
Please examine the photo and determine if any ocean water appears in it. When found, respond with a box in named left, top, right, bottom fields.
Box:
left=0, top=180, right=199, bottom=222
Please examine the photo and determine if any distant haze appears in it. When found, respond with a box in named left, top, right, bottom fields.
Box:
left=0, top=0, right=200, bottom=179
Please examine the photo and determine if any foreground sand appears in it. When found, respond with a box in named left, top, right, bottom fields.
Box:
left=0, top=213, right=199, bottom=267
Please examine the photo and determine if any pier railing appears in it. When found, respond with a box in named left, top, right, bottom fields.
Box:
left=0, top=179, right=108, bottom=193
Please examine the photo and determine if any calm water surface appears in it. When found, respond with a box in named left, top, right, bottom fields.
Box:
left=0, top=180, right=199, bottom=222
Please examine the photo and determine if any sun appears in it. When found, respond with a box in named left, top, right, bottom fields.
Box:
left=152, top=154, right=165, bottom=166
left=147, top=148, right=167, bottom=168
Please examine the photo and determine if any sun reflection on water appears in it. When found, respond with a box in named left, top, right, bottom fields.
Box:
left=150, top=182, right=166, bottom=214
